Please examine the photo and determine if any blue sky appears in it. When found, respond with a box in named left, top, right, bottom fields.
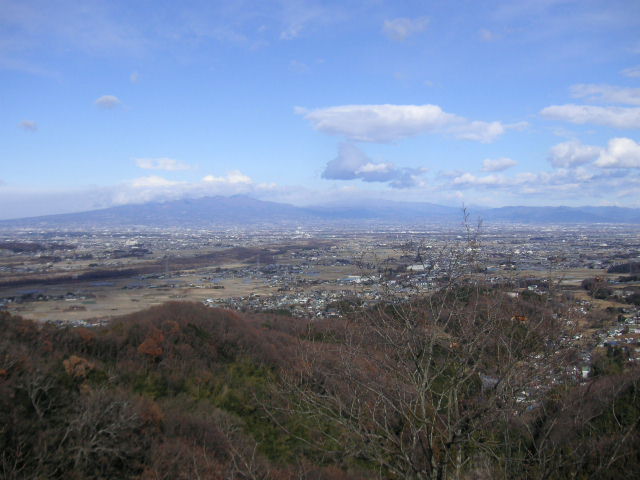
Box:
left=1, top=0, right=640, bottom=218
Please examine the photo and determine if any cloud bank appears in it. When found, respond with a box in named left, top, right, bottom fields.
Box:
left=202, top=170, right=253, bottom=184
left=595, top=137, right=640, bottom=168
left=570, top=84, right=640, bottom=106
left=322, top=143, right=426, bottom=188
left=540, top=104, right=640, bottom=129
left=111, top=171, right=257, bottom=206
left=297, top=104, right=515, bottom=143
left=482, top=157, right=517, bottom=172
left=547, top=138, right=640, bottom=169
left=548, top=140, right=601, bottom=168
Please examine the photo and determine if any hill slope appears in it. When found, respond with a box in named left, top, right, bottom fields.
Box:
left=1, top=299, right=639, bottom=479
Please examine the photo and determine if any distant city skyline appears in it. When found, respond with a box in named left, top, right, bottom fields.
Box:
left=1, top=0, right=640, bottom=219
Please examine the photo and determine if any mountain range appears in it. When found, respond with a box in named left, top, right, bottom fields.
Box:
left=1, top=195, right=640, bottom=227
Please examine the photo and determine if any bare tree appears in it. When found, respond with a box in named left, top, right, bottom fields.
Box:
left=282, top=216, right=578, bottom=479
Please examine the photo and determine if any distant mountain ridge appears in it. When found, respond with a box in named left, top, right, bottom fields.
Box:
left=1, top=195, right=639, bottom=227
left=480, top=206, right=640, bottom=224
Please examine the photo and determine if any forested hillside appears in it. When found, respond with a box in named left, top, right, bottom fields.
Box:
left=1, top=293, right=639, bottom=479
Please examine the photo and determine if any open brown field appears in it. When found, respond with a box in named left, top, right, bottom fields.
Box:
left=6, top=276, right=278, bottom=322
left=0, top=240, right=361, bottom=322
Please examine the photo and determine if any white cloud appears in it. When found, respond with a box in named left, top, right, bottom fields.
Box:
left=297, top=104, right=513, bottom=143
left=382, top=17, right=429, bottom=41
left=321, top=143, right=426, bottom=188
left=135, top=157, right=191, bottom=171
left=298, top=104, right=453, bottom=142
left=548, top=140, right=601, bottom=168
left=18, top=120, right=37, bottom=132
left=570, top=84, right=640, bottom=106
left=356, top=162, right=394, bottom=174
left=130, top=176, right=180, bottom=188
left=388, top=169, right=428, bottom=189
left=453, top=172, right=507, bottom=186
left=446, top=120, right=511, bottom=142
left=449, top=168, right=596, bottom=191
left=202, top=170, right=253, bottom=184
left=595, top=137, right=640, bottom=168
left=322, top=143, right=365, bottom=179
left=621, top=66, right=640, bottom=78
left=545, top=138, right=640, bottom=170
left=436, top=160, right=640, bottom=206
left=482, top=157, right=517, bottom=172
left=541, top=104, right=640, bottom=129
left=111, top=172, right=258, bottom=206
left=95, top=95, right=122, bottom=109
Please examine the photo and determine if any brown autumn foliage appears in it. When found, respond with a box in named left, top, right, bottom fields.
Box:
left=0, top=292, right=639, bottom=479
left=63, top=355, right=95, bottom=378
left=0, top=305, right=368, bottom=480
left=137, top=327, right=165, bottom=357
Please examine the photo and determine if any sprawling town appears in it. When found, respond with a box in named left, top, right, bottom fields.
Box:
left=2, top=224, right=639, bottom=391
